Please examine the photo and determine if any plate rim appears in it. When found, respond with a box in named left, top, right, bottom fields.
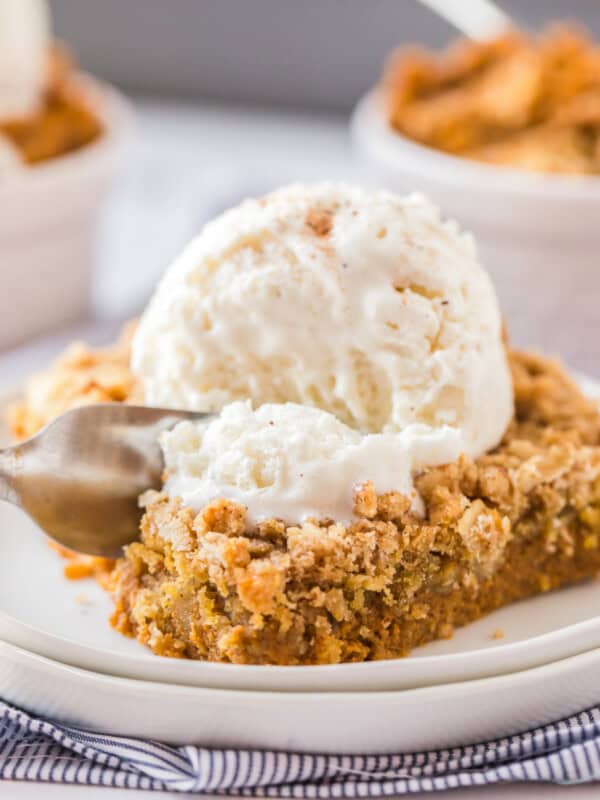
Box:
left=3, top=635, right=600, bottom=702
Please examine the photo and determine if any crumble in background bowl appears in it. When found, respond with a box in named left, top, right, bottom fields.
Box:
left=0, top=74, right=132, bottom=350
left=352, top=90, right=600, bottom=376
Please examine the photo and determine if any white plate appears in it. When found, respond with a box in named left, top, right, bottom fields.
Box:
left=1, top=383, right=600, bottom=693
left=2, top=636, right=600, bottom=752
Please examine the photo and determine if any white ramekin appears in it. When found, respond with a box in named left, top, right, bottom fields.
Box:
left=352, top=90, right=600, bottom=374
left=0, top=75, right=132, bottom=349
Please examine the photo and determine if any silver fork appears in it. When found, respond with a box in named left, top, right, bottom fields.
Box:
left=0, top=404, right=212, bottom=558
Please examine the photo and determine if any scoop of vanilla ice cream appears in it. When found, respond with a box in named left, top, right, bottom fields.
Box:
left=161, top=401, right=464, bottom=525
left=133, top=183, right=513, bottom=458
left=0, top=0, right=50, bottom=120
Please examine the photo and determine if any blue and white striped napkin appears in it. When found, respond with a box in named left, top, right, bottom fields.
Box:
left=1, top=700, right=600, bottom=794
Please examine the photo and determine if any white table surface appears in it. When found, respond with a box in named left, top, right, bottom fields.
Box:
left=0, top=99, right=598, bottom=799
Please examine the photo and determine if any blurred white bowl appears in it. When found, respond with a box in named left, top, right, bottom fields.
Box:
left=0, top=75, right=132, bottom=349
left=352, top=90, right=600, bottom=374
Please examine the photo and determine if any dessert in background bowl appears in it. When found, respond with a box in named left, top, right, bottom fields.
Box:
left=384, top=26, right=600, bottom=174
left=352, top=24, right=600, bottom=374
left=0, top=0, right=131, bottom=348
left=10, top=183, right=600, bottom=666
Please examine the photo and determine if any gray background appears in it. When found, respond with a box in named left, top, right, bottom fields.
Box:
left=49, top=0, right=600, bottom=112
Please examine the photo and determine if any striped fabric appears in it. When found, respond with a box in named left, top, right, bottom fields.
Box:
left=1, top=700, right=600, bottom=794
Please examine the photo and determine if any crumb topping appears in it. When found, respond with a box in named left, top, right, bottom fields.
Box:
left=8, top=322, right=139, bottom=441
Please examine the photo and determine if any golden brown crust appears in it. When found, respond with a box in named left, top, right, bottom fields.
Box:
left=0, top=45, right=103, bottom=165
left=384, top=25, right=600, bottom=174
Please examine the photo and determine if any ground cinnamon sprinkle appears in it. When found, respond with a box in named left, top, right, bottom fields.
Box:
left=305, top=208, right=334, bottom=237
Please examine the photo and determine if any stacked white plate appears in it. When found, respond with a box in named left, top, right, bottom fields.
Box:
left=2, top=389, right=600, bottom=753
